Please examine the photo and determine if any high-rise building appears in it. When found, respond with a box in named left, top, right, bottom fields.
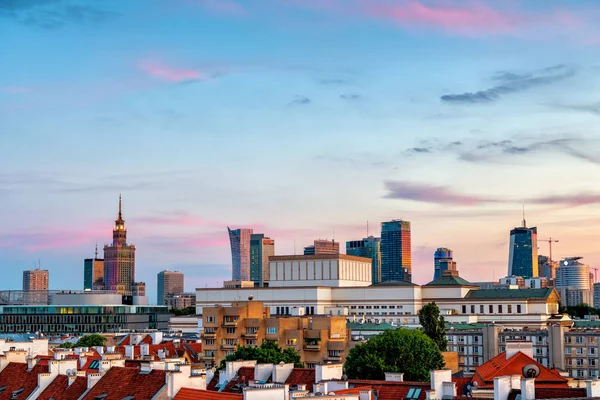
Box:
left=157, top=270, right=184, bottom=305
left=84, top=245, right=104, bottom=290
left=594, top=283, right=600, bottom=308
left=380, top=220, right=412, bottom=282
left=346, top=236, right=381, bottom=284
left=538, top=255, right=558, bottom=280
left=22, top=268, right=49, bottom=291
left=228, top=227, right=253, bottom=281
left=556, top=257, right=591, bottom=307
left=508, top=215, right=538, bottom=278
left=104, top=195, right=136, bottom=295
left=434, top=248, right=456, bottom=280
left=250, top=234, right=275, bottom=287
left=304, top=239, right=339, bottom=255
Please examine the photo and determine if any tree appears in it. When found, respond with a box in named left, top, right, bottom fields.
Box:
left=218, top=340, right=303, bottom=370
left=418, top=302, right=448, bottom=351
left=344, top=328, right=445, bottom=381
left=74, top=334, right=107, bottom=348
left=170, top=306, right=196, bottom=316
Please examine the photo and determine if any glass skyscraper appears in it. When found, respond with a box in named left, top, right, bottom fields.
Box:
left=434, top=248, right=456, bottom=280
left=228, top=227, right=253, bottom=281
left=346, top=236, right=381, bottom=284
left=250, top=234, right=275, bottom=287
left=380, top=220, right=412, bottom=282
left=508, top=221, right=538, bottom=278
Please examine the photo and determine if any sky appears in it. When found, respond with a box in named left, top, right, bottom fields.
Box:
left=3, top=0, right=600, bottom=304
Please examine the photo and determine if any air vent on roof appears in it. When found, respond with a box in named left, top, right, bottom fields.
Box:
left=0, top=386, right=6, bottom=394
left=121, top=396, right=135, bottom=400
left=11, top=388, right=24, bottom=400
left=95, top=393, right=108, bottom=400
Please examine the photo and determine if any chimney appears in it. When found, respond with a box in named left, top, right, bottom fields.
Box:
left=520, top=378, right=535, bottom=400
left=140, top=344, right=150, bottom=356
left=87, top=373, right=103, bottom=390
left=79, top=355, right=88, bottom=369
left=494, top=376, right=512, bottom=400
left=442, top=382, right=457, bottom=399
left=506, top=342, right=533, bottom=360
left=384, top=372, right=404, bottom=382
left=430, top=370, right=452, bottom=396
left=27, top=356, right=38, bottom=371
left=125, top=345, right=134, bottom=359
left=510, top=375, right=521, bottom=390
left=587, top=380, right=600, bottom=398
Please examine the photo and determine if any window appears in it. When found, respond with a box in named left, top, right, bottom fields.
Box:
left=358, top=306, right=364, bottom=309
left=366, top=306, right=372, bottom=309
left=576, top=348, right=584, bottom=355
left=267, top=327, right=277, bottom=334
left=489, top=305, right=493, bottom=313
left=226, top=327, right=236, bottom=334
left=206, top=316, right=216, bottom=323
left=470, top=305, right=475, bottom=314
left=462, top=305, right=467, bottom=314
left=350, top=306, right=357, bottom=309
left=591, top=348, right=596, bottom=355
left=565, top=348, right=572, bottom=355
left=480, top=305, right=484, bottom=313
left=591, top=359, right=597, bottom=367
left=498, top=305, right=503, bottom=313
left=517, top=305, right=522, bottom=313
left=406, top=388, right=422, bottom=399
left=286, top=338, right=297, bottom=346
left=590, top=337, right=595, bottom=344
left=374, top=306, right=380, bottom=309
left=576, top=336, right=583, bottom=343
left=204, top=339, right=215, bottom=346
left=382, top=306, right=388, bottom=309
left=389, top=306, right=396, bottom=309
left=576, top=358, right=584, bottom=366
left=507, top=305, right=512, bottom=313
left=473, top=336, right=479, bottom=343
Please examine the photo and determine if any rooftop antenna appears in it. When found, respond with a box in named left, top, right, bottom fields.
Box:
left=522, top=205, right=526, bottom=228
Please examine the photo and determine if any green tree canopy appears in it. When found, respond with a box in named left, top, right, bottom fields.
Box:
left=75, top=334, right=107, bottom=348
left=418, top=302, right=448, bottom=351
left=218, top=340, right=303, bottom=370
left=170, top=306, right=196, bottom=316
left=344, top=328, right=445, bottom=381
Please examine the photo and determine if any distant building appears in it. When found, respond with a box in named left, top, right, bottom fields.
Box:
left=228, top=227, right=253, bottom=281
left=250, top=234, right=275, bottom=286
left=84, top=245, right=104, bottom=290
left=539, top=255, right=558, bottom=280
left=164, top=293, right=196, bottom=310
left=380, top=220, right=411, bottom=282
left=104, top=195, right=137, bottom=295
left=346, top=236, right=381, bottom=284
left=131, top=282, right=146, bottom=297
left=23, top=269, right=48, bottom=291
left=157, top=270, right=184, bottom=305
left=304, top=239, right=339, bottom=255
left=434, top=248, right=456, bottom=280
left=508, top=216, right=538, bottom=278
left=556, top=257, right=591, bottom=307
left=594, top=283, right=600, bottom=308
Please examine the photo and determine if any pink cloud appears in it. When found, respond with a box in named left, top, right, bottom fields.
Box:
left=0, top=86, right=33, bottom=94
left=137, top=211, right=223, bottom=228
left=189, top=0, right=245, bottom=16
left=140, top=60, right=205, bottom=83
left=0, top=224, right=108, bottom=253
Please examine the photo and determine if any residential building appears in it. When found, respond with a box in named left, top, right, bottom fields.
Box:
left=165, top=293, right=196, bottom=309
left=250, top=234, right=275, bottom=287
left=434, top=247, right=456, bottom=280
left=556, top=257, right=591, bottom=306
left=84, top=245, right=104, bottom=290
left=304, top=239, right=339, bottom=255
left=22, top=268, right=49, bottom=291
left=103, top=195, right=137, bottom=295
left=508, top=217, right=538, bottom=278
left=346, top=236, right=381, bottom=284
left=200, top=300, right=350, bottom=369
left=380, top=220, right=411, bottom=282
left=228, top=227, right=253, bottom=281
left=158, top=270, right=184, bottom=305
left=131, top=282, right=146, bottom=297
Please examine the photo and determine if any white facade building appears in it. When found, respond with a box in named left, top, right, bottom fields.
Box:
left=269, top=255, right=372, bottom=287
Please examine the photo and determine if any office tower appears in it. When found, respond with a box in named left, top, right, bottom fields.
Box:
left=594, top=283, right=600, bottom=308
left=303, top=239, right=340, bottom=255
left=22, top=268, right=49, bottom=291
left=157, top=270, right=184, bottom=305
left=228, top=227, right=253, bottom=281
left=433, top=248, right=457, bottom=280
left=556, top=257, right=591, bottom=306
left=346, top=236, right=381, bottom=284
left=380, top=220, right=412, bottom=282
left=84, top=245, right=104, bottom=290
left=538, top=255, right=558, bottom=280
left=508, top=214, right=538, bottom=278
left=250, top=234, right=275, bottom=286
left=104, top=195, right=136, bottom=295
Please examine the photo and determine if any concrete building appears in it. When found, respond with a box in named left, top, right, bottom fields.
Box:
left=434, top=248, right=456, bottom=280
left=228, top=227, right=253, bottom=281
left=346, top=236, right=381, bottom=284
left=594, top=283, right=600, bottom=308
left=22, top=268, right=48, bottom=291
left=158, top=270, right=184, bottom=305
left=250, top=234, right=275, bottom=287
left=165, top=293, right=196, bottom=310
left=304, top=239, right=340, bottom=255
left=103, top=195, right=137, bottom=295
left=381, top=220, right=411, bottom=282
left=200, top=300, right=350, bottom=369
left=84, top=245, right=104, bottom=290
left=556, top=257, right=591, bottom=306
left=508, top=217, right=538, bottom=278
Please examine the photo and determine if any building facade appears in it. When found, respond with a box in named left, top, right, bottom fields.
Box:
left=228, top=227, right=253, bottom=281
left=165, top=293, right=196, bottom=310
left=250, top=234, right=275, bottom=287
left=539, top=255, right=558, bottom=280
left=556, top=257, right=591, bottom=306
left=508, top=221, right=538, bottom=278
left=103, top=196, right=136, bottom=295
left=380, top=220, right=411, bottom=282
left=84, top=246, right=104, bottom=290
left=157, top=270, right=184, bottom=305
left=200, top=301, right=350, bottom=369
left=346, top=236, right=381, bottom=284
left=434, top=248, right=456, bottom=280
left=304, top=240, right=340, bottom=255
left=23, top=269, right=49, bottom=291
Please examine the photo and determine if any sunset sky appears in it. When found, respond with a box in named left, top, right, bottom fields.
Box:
left=3, top=0, right=600, bottom=302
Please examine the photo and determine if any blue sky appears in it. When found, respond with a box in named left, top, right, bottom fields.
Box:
left=3, top=0, right=600, bottom=303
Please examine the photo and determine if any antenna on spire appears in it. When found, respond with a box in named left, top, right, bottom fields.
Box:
left=522, top=205, right=526, bottom=228
left=118, top=193, right=122, bottom=219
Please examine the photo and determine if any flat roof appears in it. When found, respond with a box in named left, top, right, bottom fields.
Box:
left=269, top=254, right=372, bottom=262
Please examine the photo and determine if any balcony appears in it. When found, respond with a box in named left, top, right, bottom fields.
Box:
left=325, top=355, right=342, bottom=362
left=202, top=330, right=217, bottom=338
left=303, top=344, right=321, bottom=351
left=221, top=342, right=238, bottom=350
left=201, top=354, right=215, bottom=360
left=242, top=331, right=258, bottom=339
left=222, top=320, right=239, bottom=327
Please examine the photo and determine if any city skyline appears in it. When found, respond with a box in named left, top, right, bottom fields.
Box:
left=4, top=0, right=600, bottom=301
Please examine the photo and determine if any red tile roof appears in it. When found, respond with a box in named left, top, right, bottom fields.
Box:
left=206, top=375, right=219, bottom=391
left=175, top=388, right=243, bottom=400
left=285, top=368, right=315, bottom=392
left=505, top=387, right=588, bottom=400
left=349, top=380, right=430, bottom=400
left=0, top=363, right=49, bottom=400
left=220, top=367, right=255, bottom=393
left=472, top=352, right=568, bottom=389
left=37, top=376, right=88, bottom=400
left=81, top=366, right=167, bottom=400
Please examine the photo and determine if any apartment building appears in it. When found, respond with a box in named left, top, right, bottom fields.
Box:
left=200, top=300, right=350, bottom=369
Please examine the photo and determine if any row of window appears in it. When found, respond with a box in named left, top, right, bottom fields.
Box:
left=461, top=304, right=522, bottom=314
left=349, top=305, right=404, bottom=309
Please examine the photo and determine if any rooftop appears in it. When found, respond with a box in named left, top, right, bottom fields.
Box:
left=464, top=288, right=556, bottom=300
left=424, top=275, right=477, bottom=287
left=269, top=254, right=372, bottom=263
left=80, top=366, right=167, bottom=400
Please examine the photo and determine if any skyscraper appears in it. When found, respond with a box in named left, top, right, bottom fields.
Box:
left=508, top=215, right=538, bottom=278
left=433, top=248, right=457, bottom=280
left=84, top=245, right=104, bottom=290
left=380, top=220, right=412, bottom=282
left=556, top=257, right=591, bottom=306
left=250, top=234, right=275, bottom=286
left=157, top=270, right=184, bottom=305
left=23, top=268, right=49, bottom=291
left=538, top=255, right=558, bottom=280
left=304, top=240, right=339, bottom=255
left=228, top=227, right=253, bottom=281
left=104, top=195, right=136, bottom=295
left=346, top=236, right=381, bottom=284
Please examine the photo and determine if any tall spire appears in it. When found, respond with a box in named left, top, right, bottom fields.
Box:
left=522, top=205, right=526, bottom=228
left=118, top=193, right=122, bottom=220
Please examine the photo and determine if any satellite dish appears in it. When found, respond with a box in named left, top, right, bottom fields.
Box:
left=248, top=295, right=254, bottom=301
left=523, top=364, right=540, bottom=378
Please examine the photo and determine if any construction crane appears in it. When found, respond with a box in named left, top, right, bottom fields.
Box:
left=541, top=237, right=559, bottom=262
